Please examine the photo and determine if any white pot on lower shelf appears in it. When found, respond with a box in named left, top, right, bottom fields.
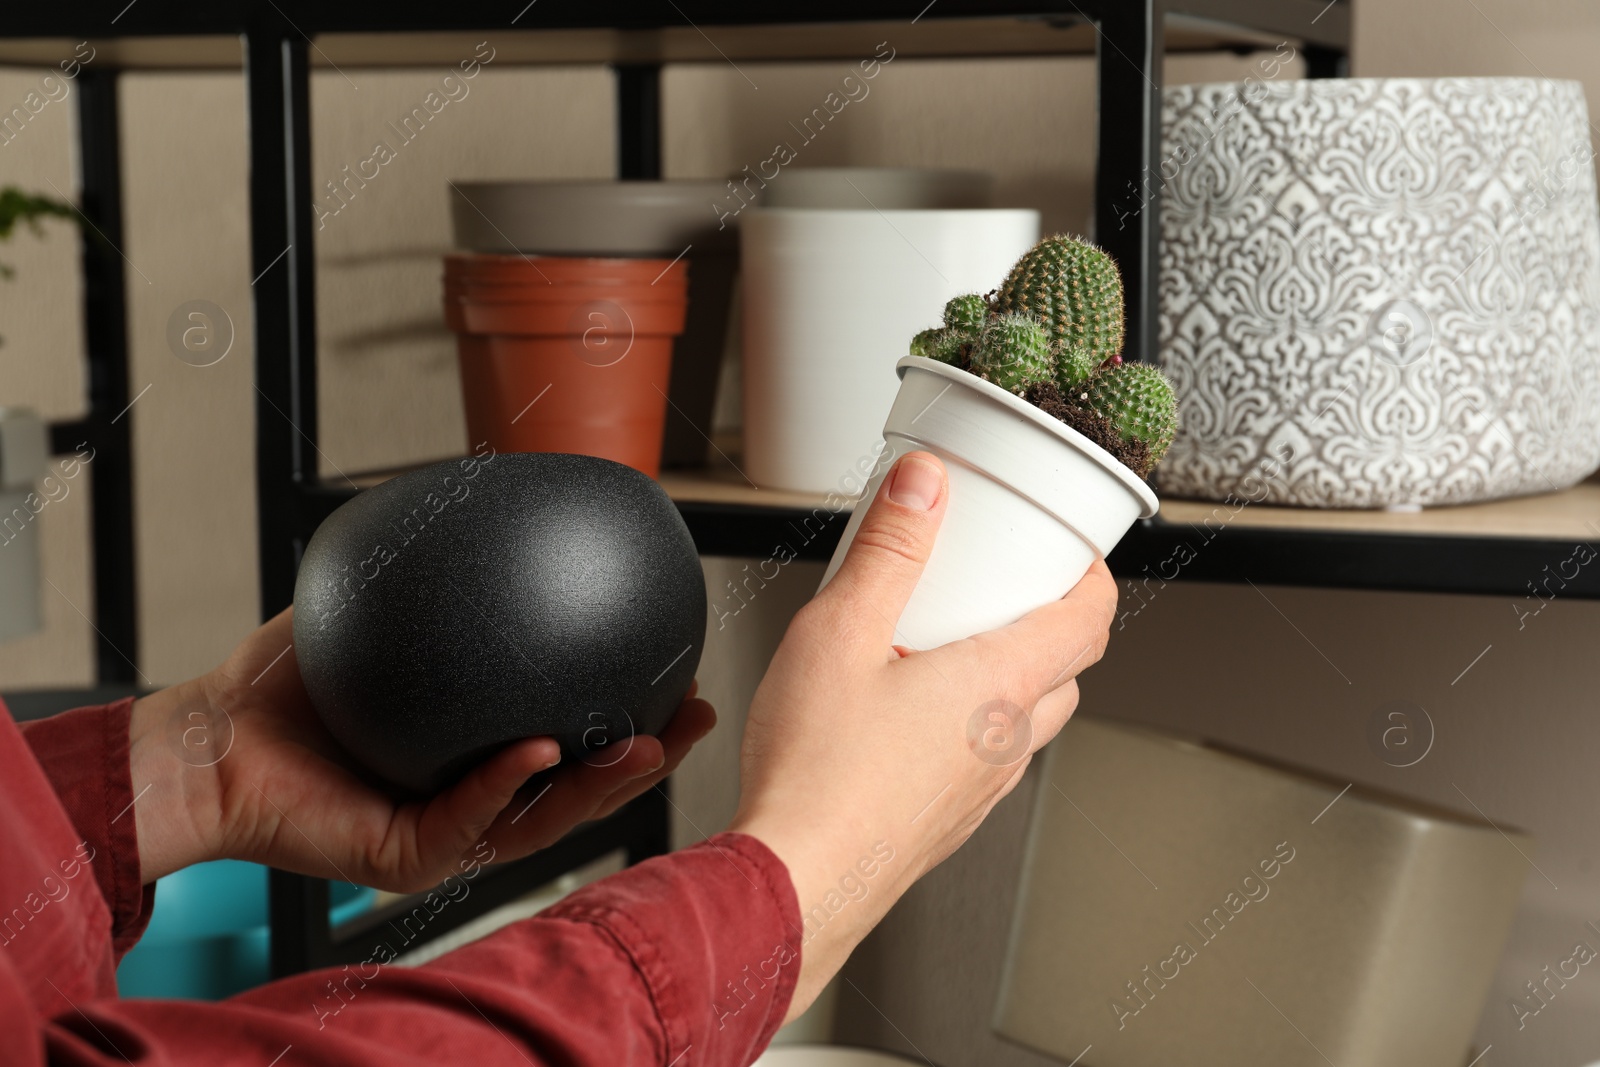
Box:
left=819, top=357, right=1159, bottom=650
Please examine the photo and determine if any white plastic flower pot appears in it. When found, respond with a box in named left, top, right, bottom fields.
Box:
left=819, top=357, right=1159, bottom=649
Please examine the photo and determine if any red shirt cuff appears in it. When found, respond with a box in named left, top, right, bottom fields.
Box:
left=524, top=831, right=800, bottom=1062
left=18, top=698, right=155, bottom=958
left=542, top=830, right=802, bottom=1064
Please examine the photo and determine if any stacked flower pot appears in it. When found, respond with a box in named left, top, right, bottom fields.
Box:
left=445, top=179, right=739, bottom=478
left=443, top=252, right=688, bottom=477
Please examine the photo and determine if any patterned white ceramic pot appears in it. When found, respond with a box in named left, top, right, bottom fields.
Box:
left=1156, top=77, right=1600, bottom=507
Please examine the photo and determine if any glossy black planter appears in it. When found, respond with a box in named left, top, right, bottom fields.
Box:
left=293, top=450, right=706, bottom=795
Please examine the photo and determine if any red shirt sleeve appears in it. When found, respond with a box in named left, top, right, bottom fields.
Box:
left=8, top=691, right=802, bottom=1065
left=17, top=698, right=154, bottom=960
left=24, top=831, right=800, bottom=1067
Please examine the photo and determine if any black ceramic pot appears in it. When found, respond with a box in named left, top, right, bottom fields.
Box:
left=293, top=450, right=706, bottom=794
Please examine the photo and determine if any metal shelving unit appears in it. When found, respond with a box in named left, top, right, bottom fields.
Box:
left=3, top=0, right=1372, bottom=979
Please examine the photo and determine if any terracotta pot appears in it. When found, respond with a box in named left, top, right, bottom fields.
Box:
left=445, top=253, right=689, bottom=477
left=449, top=180, right=741, bottom=468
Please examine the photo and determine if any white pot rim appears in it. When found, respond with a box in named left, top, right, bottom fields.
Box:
left=1170, top=75, right=1582, bottom=95
left=896, top=356, right=1160, bottom=518
left=766, top=166, right=990, bottom=177
left=747, top=206, right=1039, bottom=219
left=450, top=178, right=730, bottom=191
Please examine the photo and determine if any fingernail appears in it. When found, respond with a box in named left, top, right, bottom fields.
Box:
left=888, top=456, right=941, bottom=511
left=540, top=753, right=561, bottom=771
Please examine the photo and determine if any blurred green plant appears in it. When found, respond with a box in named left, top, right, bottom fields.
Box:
left=0, top=186, right=78, bottom=278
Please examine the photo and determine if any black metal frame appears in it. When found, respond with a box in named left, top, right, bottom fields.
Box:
left=44, top=66, right=141, bottom=684
left=1108, top=525, right=1600, bottom=599
left=615, top=64, right=663, bottom=181
left=6, top=0, right=1373, bottom=980
left=1093, top=0, right=1164, bottom=365
left=237, top=21, right=682, bottom=975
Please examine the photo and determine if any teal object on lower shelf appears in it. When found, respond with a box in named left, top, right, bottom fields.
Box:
left=116, top=860, right=376, bottom=1000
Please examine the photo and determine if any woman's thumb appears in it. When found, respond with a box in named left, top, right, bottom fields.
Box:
left=820, top=452, right=947, bottom=646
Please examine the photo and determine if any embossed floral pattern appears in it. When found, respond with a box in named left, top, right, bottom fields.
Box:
left=1157, top=78, right=1600, bottom=507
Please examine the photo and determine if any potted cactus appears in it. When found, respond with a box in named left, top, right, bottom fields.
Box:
left=819, top=234, right=1168, bottom=649
left=910, top=235, right=1177, bottom=477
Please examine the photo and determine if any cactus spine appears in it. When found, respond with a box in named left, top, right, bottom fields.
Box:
left=910, top=327, right=970, bottom=368
left=1055, top=342, right=1099, bottom=390
left=969, top=313, right=1052, bottom=394
left=909, top=327, right=944, bottom=360
left=942, top=293, right=989, bottom=334
left=1082, top=362, right=1178, bottom=463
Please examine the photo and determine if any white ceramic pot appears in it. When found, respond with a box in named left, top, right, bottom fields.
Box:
left=1158, top=77, right=1600, bottom=507
left=819, top=357, right=1158, bottom=650
left=759, top=166, right=993, bottom=209
left=742, top=208, right=1039, bottom=493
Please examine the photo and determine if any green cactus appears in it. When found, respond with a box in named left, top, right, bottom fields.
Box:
left=910, top=327, right=943, bottom=359
left=934, top=330, right=973, bottom=366
left=910, top=326, right=970, bottom=367
left=942, top=293, right=989, bottom=334
left=906, top=294, right=990, bottom=367
left=969, top=312, right=1053, bottom=395
left=993, top=234, right=1124, bottom=382
left=1082, top=362, right=1179, bottom=463
left=1056, top=343, right=1099, bottom=389
left=901, top=234, right=1178, bottom=473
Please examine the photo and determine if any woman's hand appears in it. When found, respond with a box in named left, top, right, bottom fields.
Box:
left=729, top=451, right=1118, bottom=1020
left=129, top=608, right=715, bottom=891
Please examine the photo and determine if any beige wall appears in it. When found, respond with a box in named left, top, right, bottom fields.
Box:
left=2, top=2, right=1600, bottom=1062
left=839, top=585, right=1600, bottom=1067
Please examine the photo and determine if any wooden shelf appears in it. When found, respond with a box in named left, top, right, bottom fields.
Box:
left=662, top=460, right=1600, bottom=596
left=0, top=37, right=241, bottom=71
left=314, top=456, right=1600, bottom=597
left=0, top=3, right=1342, bottom=71
left=1156, top=476, right=1600, bottom=542
left=659, top=454, right=1600, bottom=543
left=331, top=454, right=1600, bottom=544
